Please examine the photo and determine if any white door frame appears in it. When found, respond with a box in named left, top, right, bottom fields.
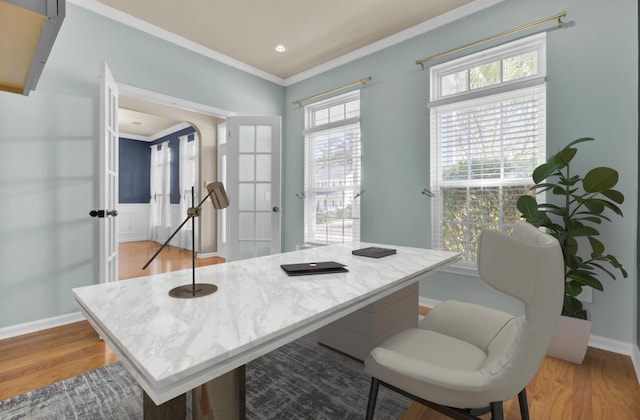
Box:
left=98, top=70, right=235, bottom=280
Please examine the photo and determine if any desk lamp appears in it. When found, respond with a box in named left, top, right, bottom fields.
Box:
left=142, top=182, right=229, bottom=298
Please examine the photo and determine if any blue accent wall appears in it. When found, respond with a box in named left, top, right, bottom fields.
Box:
left=120, top=127, right=196, bottom=204
left=119, top=138, right=151, bottom=203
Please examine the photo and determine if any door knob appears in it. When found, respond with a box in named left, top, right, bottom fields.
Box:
left=272, top=206, right=280, bottom=213
left=90, top=209, right=118, bottom=218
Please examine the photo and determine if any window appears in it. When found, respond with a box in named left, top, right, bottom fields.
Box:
left=149, top=142, right=171, bottom=243
left=429, top=34, right=546, bottom=269
left=304, top=91, right=361, bottom=244
left=179, top=133, right=198, bottom=249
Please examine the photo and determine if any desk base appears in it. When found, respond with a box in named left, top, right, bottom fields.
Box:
left=144, top=366, right=246, bottom=420
left=317, top=283, right=418, bottom=360
left=143, top=392, right=186, bottom=420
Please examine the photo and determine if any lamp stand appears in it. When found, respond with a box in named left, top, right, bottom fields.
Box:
left=143, top=186, right=218, bottom=298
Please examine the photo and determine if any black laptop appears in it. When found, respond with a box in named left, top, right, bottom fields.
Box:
left=280, top=261, right=348, bottom=276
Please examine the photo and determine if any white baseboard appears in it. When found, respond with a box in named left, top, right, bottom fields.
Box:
left=197, top=252, right=222, bottom=259
left=418, top=296, right=442, bottom=309
left=5, top=299, right=640, bottom=387
left=588, top=334, right=636, bottom=356
left=631, top=344, right=640, bottom=385
left=0, top=312, right=86, bottom=340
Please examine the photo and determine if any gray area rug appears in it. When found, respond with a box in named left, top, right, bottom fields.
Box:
left=0, top=333, right=411, bottom=419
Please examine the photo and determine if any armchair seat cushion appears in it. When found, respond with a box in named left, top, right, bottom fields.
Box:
left=365, top=302, right=524, bottom=408
left=366, top=329, right=493, bottom=407
left=369, top=328, right=488, bottom=372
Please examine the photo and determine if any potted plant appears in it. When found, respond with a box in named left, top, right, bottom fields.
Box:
left=516, top=137, right=627, bottom=363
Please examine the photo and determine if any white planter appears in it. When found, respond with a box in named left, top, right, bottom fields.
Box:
left=546, top=313, right=591, bottom=364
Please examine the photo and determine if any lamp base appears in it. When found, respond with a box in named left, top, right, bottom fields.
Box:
left=169, top=283, right=218, bottom=298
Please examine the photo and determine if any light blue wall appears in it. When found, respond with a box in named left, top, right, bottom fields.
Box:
left=1, top=1, right=637, bottom=347
left=283, top=0, right=638, bottom=343
left=0, top=4, right=284, bottom=328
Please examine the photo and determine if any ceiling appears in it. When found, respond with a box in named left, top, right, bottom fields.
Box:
left=119, top=108, right=184, bottom=139
left=96, top=0, right=475, bottom=80
left=96, top=0, right=494, bottom=138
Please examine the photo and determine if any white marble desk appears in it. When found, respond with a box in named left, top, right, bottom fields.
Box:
left=73, top=242, right=459, bottom=418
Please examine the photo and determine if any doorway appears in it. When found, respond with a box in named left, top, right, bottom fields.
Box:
left=99, top=70, right=283, bottom=280
left=114, top=84, right=231, bottom=279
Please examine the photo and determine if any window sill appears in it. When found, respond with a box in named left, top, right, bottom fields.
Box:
left=436, top=261, right=480, bottom=278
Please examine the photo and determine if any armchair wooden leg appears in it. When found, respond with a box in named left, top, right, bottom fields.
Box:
left=518, top=389, right=530, bottom=420
left=490, top=401, right=504, bottom=420
left=365, top=378, right=380, bottom=420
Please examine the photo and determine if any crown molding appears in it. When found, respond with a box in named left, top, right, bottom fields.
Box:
left=120, top=122, right=193, bottom=142
left=70, top=0, right=505, bottom=87
left=283, top=0, right=507, bottom=86
left=119, top=132, right=148, bottom=141
left=68, top=0, right=285, bottom=85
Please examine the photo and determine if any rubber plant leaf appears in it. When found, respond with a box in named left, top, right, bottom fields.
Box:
left=583, top=167, right=619, bottom=193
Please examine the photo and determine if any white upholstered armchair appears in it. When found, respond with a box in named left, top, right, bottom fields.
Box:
left=364, top=221, right=564, bottom=420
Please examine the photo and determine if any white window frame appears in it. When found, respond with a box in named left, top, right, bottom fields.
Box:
left=429, top=33, right=547, bottom=273
left=303, top=90, right=362, bottom=245
left=149, top=141, right=171, bottom=243
left=179, top=133, right=198, bottom=249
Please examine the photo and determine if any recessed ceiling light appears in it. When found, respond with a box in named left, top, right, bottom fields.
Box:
left=275, top=44, right=286, bottom=53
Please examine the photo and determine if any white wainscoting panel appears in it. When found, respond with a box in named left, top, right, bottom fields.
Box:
left=118, top=203, right=149, bottom=242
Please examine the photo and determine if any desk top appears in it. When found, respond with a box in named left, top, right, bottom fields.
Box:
left=72, top=242, right=459, bottom=404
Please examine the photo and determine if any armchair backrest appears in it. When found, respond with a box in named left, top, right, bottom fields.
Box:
left=478, top=221, right=563, bottom=324
left=476, top=221, right=564, bottom=395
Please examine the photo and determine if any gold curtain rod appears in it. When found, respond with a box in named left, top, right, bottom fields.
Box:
left=416, top=11, right=567, bottom=68
left=293, top=77, right=372, bottom=106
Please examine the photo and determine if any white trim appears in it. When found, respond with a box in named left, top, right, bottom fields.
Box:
left=632, top=345, right=640, bottom=385
left=118, top=203, right=150, bottom=243
left=0, top=312, right=85, bottom=340
left=121, top=123, right=193, bottom=143
left=588, top=334, right=636, bottom=356
left=418, top=295, right=442, bottom=309
left=149, top=122, right=192, bottom=142
left=119, top=132, right=148, bottom=141
left=2, top=300, right=638, bottom=388
left=118, top=83, right=236, bottom=119
left=196, top=252, right=223, bottom=259
left=428, top=76, right=547, bottom=109
left=68, top=0, right=284, bottom=85
left=284, top=0, right=508, bottom=86
left=69, top=0, right=506, bottom=87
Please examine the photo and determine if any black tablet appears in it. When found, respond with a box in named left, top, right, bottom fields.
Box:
left=281, top=261, right=348, bottom=276
left=352, top=247, right=397, bottom=258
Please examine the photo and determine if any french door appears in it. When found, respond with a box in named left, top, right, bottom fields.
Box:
left=98, top=62, right=119, bottom=283
left=222, top=116, right=282, bottom=261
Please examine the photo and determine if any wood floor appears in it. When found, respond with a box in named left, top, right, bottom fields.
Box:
left=118, top=240, right=225, bottom=280
left=0, top=241, right=225, bottom=402
left=1, top=241, right=639, bottom=419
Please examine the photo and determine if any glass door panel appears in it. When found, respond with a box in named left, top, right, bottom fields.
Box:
left=225, top=117, right=281, bottom=261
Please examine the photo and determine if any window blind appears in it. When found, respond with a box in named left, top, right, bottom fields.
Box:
left=303, top=91, right=361, bottom=244
left=431, top=85, right=545, bottom=263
